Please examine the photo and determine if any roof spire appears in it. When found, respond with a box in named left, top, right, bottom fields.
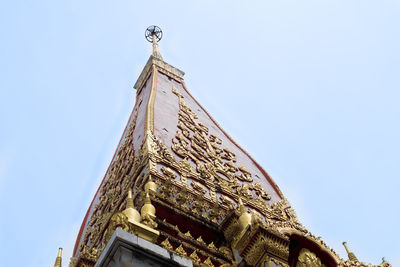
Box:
left=237, top=197, right=252, bottom=231
left=145, top=25, right=163, bottom=60
left=127, top=188, right=134, bottom=209
left=144, top=175, right=157, bottom=193
left=53, top=247, right=62, bottom=267
left=122, top=188, right=141, bottom=223
left=342, top=242, right=359, bottom=262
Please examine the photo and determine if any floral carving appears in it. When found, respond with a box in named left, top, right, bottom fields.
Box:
left=161, top=166, right=177, bottom=179
left=169, top=88, right=274, bottom=212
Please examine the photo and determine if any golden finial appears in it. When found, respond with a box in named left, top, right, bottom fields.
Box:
left=144, top=176, right=157, bottom=193
left=53, top=247, right=62, bottom=267
left=141, top=193, right=156, bottom=217
left=145, top=25, right=163, bottom=60
left=237, top=198, right=252, bottom=231
left=342, top=242, right=359, bottom=262
left=238, top=197, right=246, bottom=213
left=123, top=189, right=141, bottom=223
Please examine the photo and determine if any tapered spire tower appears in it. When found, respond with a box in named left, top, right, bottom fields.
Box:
left=68, top=26, right=391, bottom=267
left=343, top=242, right=359, bottom=262
left=53, top=248, right=62, bottom=267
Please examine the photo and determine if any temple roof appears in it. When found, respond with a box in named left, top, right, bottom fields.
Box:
left=71, top=28, right=391, bottom=267
left=72, top=29, right=288, bottom=260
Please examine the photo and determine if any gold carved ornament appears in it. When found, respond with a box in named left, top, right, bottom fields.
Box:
left=134, top=87, right=308, bottom=266
left=156, top=218, right=233, bottom=266
left=75, top=84, right=303, bottom=265
left=135, top=87, right=307, bottom=266
left=146, top=87, right=303, bottom=231
left=296, top=248, right=326, bottom=267
left=338, top=242, right=392, bottom=267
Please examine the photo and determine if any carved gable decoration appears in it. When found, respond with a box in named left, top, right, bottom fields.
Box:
left=141, top=87, right=300, bottom=229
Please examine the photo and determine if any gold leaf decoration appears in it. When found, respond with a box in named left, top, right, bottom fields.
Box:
left=184, top=231, right=193, bottom=238
left=161, top=238, right=173, bottom=250
left=203, top=257, right=214, bottom=267
left=190, top=250, right=201, bottom=263
left=175, top=244, right=187, bottom=257
left=196, top=236, right=206, bottom=245
left=207, top=241, right=217, bottom=250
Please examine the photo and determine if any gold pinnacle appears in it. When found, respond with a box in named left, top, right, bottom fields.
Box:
left=238, top=197, right=246, bottom=214
left=123, top=189, right=141, bottom=223
left=141, top=192, right=156, bottom=217
left=237, top=198, right=251, bottom=231
left=54, top=247, right=62, bottom=267
left=127, top=189, right=134, bottom=209
left=145, top=192, right=152, bottom=205
left=152, top=32, right=163, bottom=60
left=144, top=176, right=157, bottom=193
left=342, top=242, right=358, bottom=262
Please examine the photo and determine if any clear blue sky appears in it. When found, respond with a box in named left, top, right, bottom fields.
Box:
left=1, top=1, right=399, bottom=266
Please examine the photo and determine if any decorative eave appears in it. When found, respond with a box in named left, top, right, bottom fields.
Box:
left=134, top=55, right=185, bottom=91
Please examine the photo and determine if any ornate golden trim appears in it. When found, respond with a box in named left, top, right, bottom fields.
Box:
left=156, top=217, right=233, bottom=263
left=76, top=103, right=152, bottom=259
left=161, top=238, right=173, bottom=250
left=145, top=67, right=157, bottom=133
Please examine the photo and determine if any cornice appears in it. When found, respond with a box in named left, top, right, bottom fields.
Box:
left=134, top=56, right=185, bottom=91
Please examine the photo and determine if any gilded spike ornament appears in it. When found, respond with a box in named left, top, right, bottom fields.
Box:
left=53, top=248, right=62, bottom=267
left=67, top=26, right=391, bottom=267
left=144, top=175, right=157, bottom=193
left=342, top=242, right=359, bottom=262
left=122, top=189, right=141, bottom=224
left=237, top=198, right=252, bottom=231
